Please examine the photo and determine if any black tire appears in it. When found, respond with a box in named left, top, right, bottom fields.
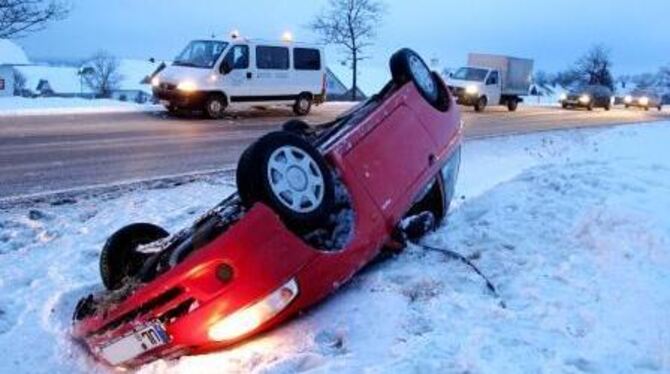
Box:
left=282, top=119, right=311, bottom=136
left=644, top=106, right=650, bottom=111
left=293, top=94, right=312, bottom=116
left=562, top=102, right=569, bottom=109
left=604, top=102, right=611, bottom=111
left=587, top=102, right=594, bottom=111
left=204, top=94, right=227, bottom=119
left=100, top=223, right=169, bottom=290
left=625, top=104, right=629, bottom=109
left=474, top=96, right=487, bottom=112
left=390, top=48, right=443, bottom=109
left=507, top=99, right=519, bottom=112
left=237, top=131, right=335, bottom=230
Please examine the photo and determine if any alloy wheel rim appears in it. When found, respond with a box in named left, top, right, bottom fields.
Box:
left=267, top=145, right=324, bottom=213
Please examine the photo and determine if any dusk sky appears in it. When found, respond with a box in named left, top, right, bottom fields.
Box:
left=19, top=0, right=670, bottom=76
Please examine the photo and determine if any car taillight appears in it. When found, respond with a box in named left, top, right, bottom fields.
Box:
left=207, top=278, right=299, bottom=342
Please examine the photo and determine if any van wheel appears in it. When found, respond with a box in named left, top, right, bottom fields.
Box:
left=390, top=48, right=442, bottom=108
left=604, top=103, right=611, bottom=111
left=474, top=96, right=487, bottom=112
left=100, top=223, right=169, bottom=290
left=204, top=94, right=227, bottom=119
left=237, top=131, right=335, bottom=231
left=293, top=94, right=313, bottom=116
left=587, top=102, right=594, bottom=111
left=507, top=99, right=518, bottom=112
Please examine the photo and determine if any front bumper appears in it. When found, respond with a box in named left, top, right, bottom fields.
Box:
left=561, top=99, right=590, bottom=108
left=153, top=87, right=208, bottom=109
left=448, top=86, right=479, bottom=105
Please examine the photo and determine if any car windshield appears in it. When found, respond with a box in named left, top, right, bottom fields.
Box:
left=173, top=40, right=228, bottom=68
left=452, top=67, right=489, bottom=82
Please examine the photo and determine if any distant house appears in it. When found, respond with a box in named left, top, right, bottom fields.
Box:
left=0, top=39, right=30, bottom=97
left=109, top=59, right=162, bottom=103
left=14, top=65, right=90, bottom=97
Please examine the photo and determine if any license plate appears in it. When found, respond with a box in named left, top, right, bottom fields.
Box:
left=99, top=322, right=169, bottom=366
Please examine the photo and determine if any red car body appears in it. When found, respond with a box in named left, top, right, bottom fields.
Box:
left=72, top=69, right=462, bottom=367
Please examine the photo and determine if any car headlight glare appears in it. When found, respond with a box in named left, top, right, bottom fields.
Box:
left=208, top=278, right=299, bottom=342
left=177, top=81, right=198, bottom=92
left=559, top=93, right=567, bottom=101
left=151, top=76, right=160, bottom=88
left=465, top=85, right=479, bottom=95
left=579, top=95, right=591, bottom=104
left=639, top=97, right=649, bottom=106
left=624, top=95, right=632, bottom=104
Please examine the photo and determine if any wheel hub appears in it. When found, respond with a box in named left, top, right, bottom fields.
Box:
left=286, top=166, right=308, bottom=191
left=267, top=145, right=324, bottom=213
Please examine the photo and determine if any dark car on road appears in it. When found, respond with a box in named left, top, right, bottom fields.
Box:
left=624, top=89, right=663, bottom=111
left=560, top=85, right=613, bottom=111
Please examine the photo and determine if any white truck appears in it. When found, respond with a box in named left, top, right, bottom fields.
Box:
left=447, top=53, right=533, bottom=112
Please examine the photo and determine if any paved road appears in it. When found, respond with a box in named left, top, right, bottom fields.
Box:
left=0, top=104, right=668, bottom=199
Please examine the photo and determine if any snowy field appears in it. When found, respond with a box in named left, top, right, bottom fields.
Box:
left=1, top=121, right=669, bottom=373
left=0, top=97, right=160, bottom=117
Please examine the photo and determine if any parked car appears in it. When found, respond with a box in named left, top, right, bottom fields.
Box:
left=560, top=85, right=613, bottom=111
left=152, top=36, right=326, bottom=118
left=71, top=49, right=463, bottom=368
left=447, top=53, right=534, bottom=112
left=624, top=89, right=663, bottom=111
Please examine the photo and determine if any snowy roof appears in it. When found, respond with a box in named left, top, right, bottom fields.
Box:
left=0, top=39, right=30, bottom=65
left=327, top=62, right=390, bottom=97
left=116, top=59, right=162, bottom=92
left=14, top=65, right=88, bottom=94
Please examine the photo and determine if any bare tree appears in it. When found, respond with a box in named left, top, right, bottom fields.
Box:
left=657, top=65, right=670, bottom=89
left=310, top=0, right=386, bottom=100
left=0, top=0, right=69, bottom=38
left=574, top=44, right=614, bottom=90
left=632, top=73, right=657, bottom=89
left=83, top=51, right=123, bottom=98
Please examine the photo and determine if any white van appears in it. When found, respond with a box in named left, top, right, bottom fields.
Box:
left=152, top=37, right=326, bottom=118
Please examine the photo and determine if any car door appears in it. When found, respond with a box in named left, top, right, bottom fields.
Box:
left=220, top=44, right=251, bottom=99
left=485, top=70, right=501, bottom=105
left=254, top=45, right=291, bottom=98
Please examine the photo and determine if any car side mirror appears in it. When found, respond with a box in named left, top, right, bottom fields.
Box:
left=220, top=61, right=232, bottom=75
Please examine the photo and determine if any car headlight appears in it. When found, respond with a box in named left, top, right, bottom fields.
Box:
left=624, top=95, right=633, bottom=104
left=579, top=94, right=591, bottom=104
left=559, top=93, right=567, bottom=101
left=208, top=278, right=299, bottom=342
left=151, top=76, right=160, bottom=88
left=177, top=81, right=198, bottom=92
left=465, top=85, right=479, bottom=95
left=639, top=96, right=649, bottom=106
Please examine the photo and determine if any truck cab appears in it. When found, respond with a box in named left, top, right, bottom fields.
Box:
left=447, top=53, right=534, bottom=112
left=152, top=37, right=327, bottom=119
left=447, top=67, right=503, bottom=112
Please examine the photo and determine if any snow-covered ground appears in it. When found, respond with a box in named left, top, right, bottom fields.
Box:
left=1, top=122, right=670, bottom=373
left=0, top=97, right=160, bottom=117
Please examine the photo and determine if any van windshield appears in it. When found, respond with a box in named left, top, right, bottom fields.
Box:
left=452, top=67, right=489, bottom=82
left=173, top=40, right=228, bottom=69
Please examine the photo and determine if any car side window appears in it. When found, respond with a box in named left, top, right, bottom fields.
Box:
left=223, top=45, right=249, bottom=70
left=487, top=71, right=499, bottom=85
left=256, top=46, right=289, bottom=70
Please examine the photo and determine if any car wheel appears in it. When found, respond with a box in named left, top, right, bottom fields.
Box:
left=100, top=223, right=169, bottom=290
left=474, top=96, right=488, bottom=112
left=237, top=131, right=335, bottom=230
left=625, top=104, right=629, bottom=109
left=507, top=99, right=518, bottom=112
left=204, top=94, right=227, bottom=119
left=293, top=94, right=313, bottom=116
left=390, top=48, right=444, bottom=109
left=604, top=103, right=611, bottom=111
left=562, top=102, right=569, bottom=109
left=587, top=102, right=594, bottom=111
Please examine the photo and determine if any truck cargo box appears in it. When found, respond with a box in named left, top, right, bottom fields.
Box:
left=468, top=53, right=534, bottom=96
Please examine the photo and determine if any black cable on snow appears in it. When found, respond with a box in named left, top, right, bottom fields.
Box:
left=411, top=241, right=507, bottom=309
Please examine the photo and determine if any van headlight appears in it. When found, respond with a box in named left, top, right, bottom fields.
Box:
left=151, top=76, right=160, bottom=88
left=639, top=96, right=649, bottom=106
left=177, top=81, right=198, bottom=92
left=208, top=278, right=299, bottom=342
left=465, top=85, right=479, bottom=95
left=579, top=95, right=591, bottom=104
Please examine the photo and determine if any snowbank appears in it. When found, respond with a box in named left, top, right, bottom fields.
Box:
left=1, top=122, right=669, bottom=373
left=0, top=97, right=160, bottom=116
left=0, top=39, right=29, bottom=65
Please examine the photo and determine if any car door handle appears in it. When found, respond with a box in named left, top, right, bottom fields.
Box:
left=246, top=72, right=252, bottom=79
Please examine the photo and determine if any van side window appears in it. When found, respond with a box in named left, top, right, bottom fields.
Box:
left=223, top=45, right=249, bottom=70
left=256, top=46, right=289, bottom=70
left=294, top=48, right=321, bottom=70
left=487, top=71, right=499, bottom=85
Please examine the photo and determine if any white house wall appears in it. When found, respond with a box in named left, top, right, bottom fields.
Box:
left=0, top=66, right=15, bottom=97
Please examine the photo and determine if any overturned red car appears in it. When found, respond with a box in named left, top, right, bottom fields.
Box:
left=71, top=48, right=463, bottom=367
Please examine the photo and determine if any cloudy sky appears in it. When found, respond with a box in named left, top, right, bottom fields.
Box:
left=19, top=0, right=670, bottom=76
